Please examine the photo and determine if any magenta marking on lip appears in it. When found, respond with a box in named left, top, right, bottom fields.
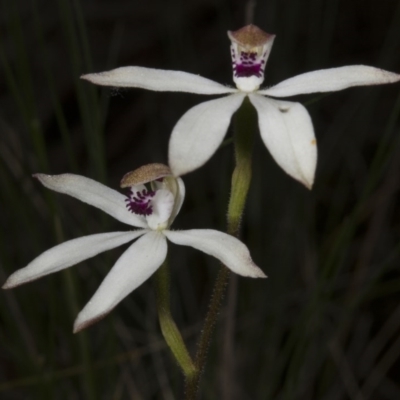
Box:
left=233, top=62, right=263, bottom=78
left=125, top=188, right=156, bottom=216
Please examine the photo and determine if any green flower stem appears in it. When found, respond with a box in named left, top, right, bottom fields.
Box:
left=227, top=97, right=256, bottom=236
left=185, top=98, right=257, bottom=399
left=154, top=260, right=197, bottom=378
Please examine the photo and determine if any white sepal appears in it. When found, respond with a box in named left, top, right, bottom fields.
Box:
left=3, top=231, right=146, bottom=289
left=73, top=231, right=167, bottom=333
left=163, top=229, right=266, bottom=278
left=81, top=66, right=237, bottom=95
left=35, top=174, right=148, bottom=228
left=249, top=94, right=317, bottom=189
left=259, top=65, right=400, bottom=97
left=168, top=94, right=246, bottom=176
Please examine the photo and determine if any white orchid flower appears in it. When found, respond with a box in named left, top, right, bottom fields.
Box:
left=3, top=164, right=265, bottom=333
left=81, top=25, right=400, bottom=189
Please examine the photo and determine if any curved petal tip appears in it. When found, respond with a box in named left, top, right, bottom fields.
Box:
left=2, top=278, right=16, bottom=289
left=251, top=265, right=268, bottom=279
left=304, top=179, right=314, bottom=190
left=2, top=271, right=38, bottom=289
left=73, top=310, right=112, bottom=333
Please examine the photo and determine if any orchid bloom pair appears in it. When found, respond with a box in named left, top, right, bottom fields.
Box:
left=3, top=164, right=264, bottom=332
left=82, top=25, right=400, bottom=188
left=4, top=24, right=400, bottom=333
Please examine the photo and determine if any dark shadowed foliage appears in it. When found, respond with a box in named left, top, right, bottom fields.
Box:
left=1, top=0, right=400, bottom=398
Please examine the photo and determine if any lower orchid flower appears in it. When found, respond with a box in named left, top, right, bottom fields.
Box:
left=81, top=24, right=400, bottom=189
left=3, top=164, right=265, bottom=333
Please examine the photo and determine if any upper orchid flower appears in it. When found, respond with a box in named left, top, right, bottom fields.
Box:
left=81, top=25, right=400, bottom=188
left=3, top=164, right=265, bottom=333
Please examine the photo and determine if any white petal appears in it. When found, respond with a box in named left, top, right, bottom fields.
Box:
left=259, top=65, right=400, bottom=97
left=35, top=174, right=147, bottom=228
left=2, top=231, right=145, bottom=289
left=164, top=229, right=266, bottom=278
left=168, top=94, right=246, bottom=176
left=81, top=66, right=237, bottom=95
left=146, top=189, right=174, bottom=230
left=249, top=94, right=316, bottom=189
left=73, top=231, right=167, bottom=332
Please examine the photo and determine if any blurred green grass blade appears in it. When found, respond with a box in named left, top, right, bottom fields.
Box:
left=57, top=0, right=106, bottom=181
left=1, top=1, right=49, bottom=172
left=31, top=0, right=79, bottom=173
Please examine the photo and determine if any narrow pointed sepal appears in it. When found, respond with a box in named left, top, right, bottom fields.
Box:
left=163, top=229, right=266, bottom=278
left=168, top=94, right=246, bottom=176
left=2, top=231, right=145, bottom=289
left=73, top=231, right=167, bottom=333
left=259, top=65, right=400, bottom=97
left=34, top=173, right=147, bottom=228
left=249, top=94, right=316, bottom=189
left=81, top=66, right=237, bottom=95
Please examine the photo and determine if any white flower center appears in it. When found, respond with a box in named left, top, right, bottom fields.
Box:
left=125, top=183, right=175, bottom=230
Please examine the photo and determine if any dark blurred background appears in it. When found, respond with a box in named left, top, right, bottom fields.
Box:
left=1, top=0, right=400, bottom=399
